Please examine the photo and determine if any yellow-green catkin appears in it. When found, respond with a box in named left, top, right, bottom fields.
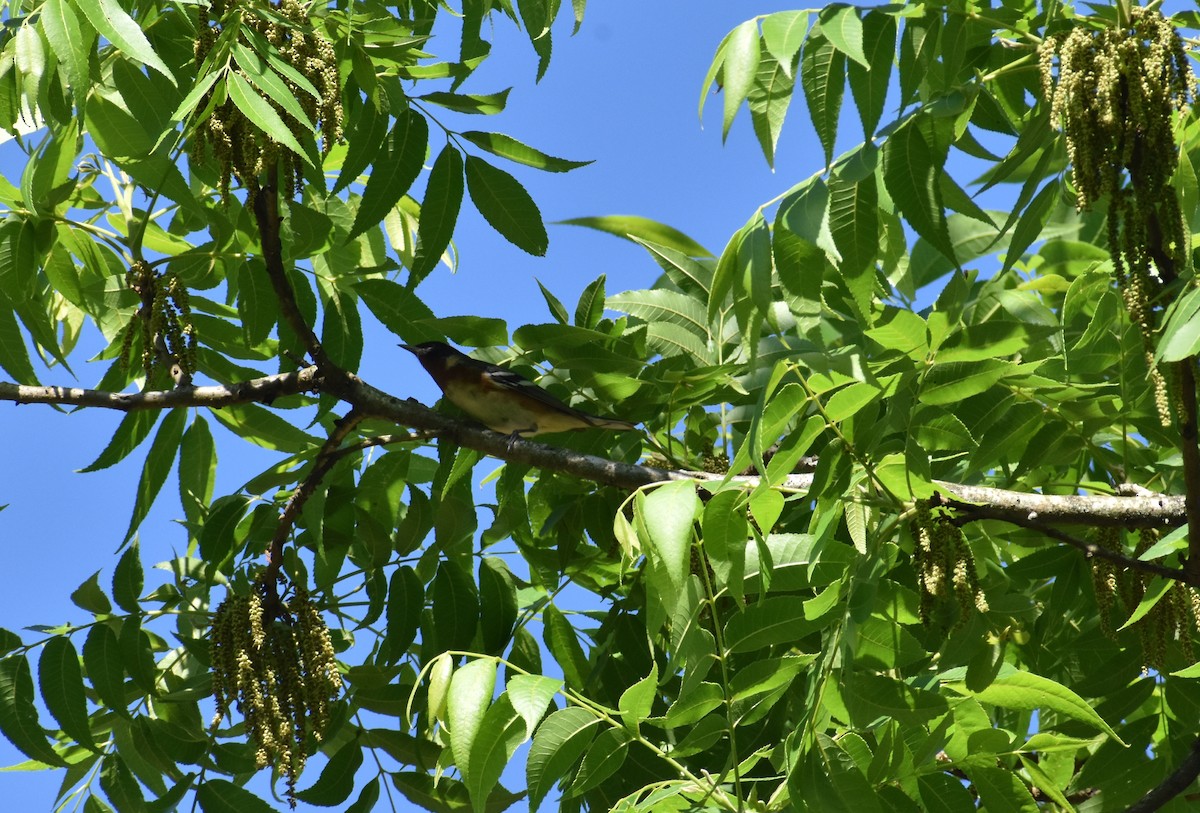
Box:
left=209, top=581, right=343, bottom=807
left=910, top=500, right=988, bottom=629
left=192, top=0, right=343, bottom=202
left=122, top=261, right=196, bottom=385
left=1040, top=9, right=1195, bottom=428
left=1089, top=527, right=1122, bottom=638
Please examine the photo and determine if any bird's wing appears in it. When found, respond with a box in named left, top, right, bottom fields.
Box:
left=470, top=357, right=602, bottom=420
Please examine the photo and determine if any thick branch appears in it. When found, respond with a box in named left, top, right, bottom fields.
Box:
left=251, top=175, right=333, bottom=370
left=1175, top=362, right=1200, bottom=582
left=934, top=483, right=1185, bottom=529
left=0, top=369, right=320, bottom=411
left=1124, top=735, right=1200, bottom=813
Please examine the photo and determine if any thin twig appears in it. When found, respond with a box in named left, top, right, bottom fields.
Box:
left=266, top=409, right=368, bottom=577
left=941, top=495, right=1190, bottom=583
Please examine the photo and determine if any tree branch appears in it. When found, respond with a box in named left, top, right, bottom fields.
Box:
left=1124, top=735, right=1200, bottom=813
left=251, top=172, right=335, bottom=371
left=0, top=369, right=320, bottom=411
left=937, top=494, right=1189, bottom=582
left=933, top=483, right=1185, bottom=529
left=1175, top=362, right=1200, bottom=582
left=267, top=409, right=367, bottom=578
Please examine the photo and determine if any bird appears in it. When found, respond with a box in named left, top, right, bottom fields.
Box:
left=400, top=341, right=638, bottom=438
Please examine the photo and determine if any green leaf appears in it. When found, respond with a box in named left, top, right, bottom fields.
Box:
left=800, top=734, right=882, bottom=813
left=724, top=595, right=834, bottom=653
left=196, top=779, right=277, bottom=813
left=235, top=261, right=275, bottom=346
left=83, top=624, right=128, bottom=717
left=207, top=403, right=317, bottom=453
left=356, top=278, right=438, bottom=342
left=112, top=541, right=143, bottom=614
left=543, top=604, right=588, bottom=690
left=536, top=279, right=569, bottom=324
left=225, top=72, right=310, bottom=161
left=966, top=765, right=1039, bottom=813
left=119, top=617, right=157, bottom=695
left=345, top=778, right=381, bottom=813
left=819, top=6, right=868, bottom=67
left=478, top=558, right=517, bottom=656
left=607, top=288, right=708, bottom=339
left=848, top=10, right=896, bottom=138
left=321, top=288, right=363, bottom=372
left=178, top=416, right=216, bottom=532
left=559, top=215, right=711, bottom=257
left=460, top=131, right=592, bottom=172
left=348, top=108, right=428, bottom=241
left=39, top=638, right=95, bottom=749
left=1001, top=179, right=1060, bottom=274
left=946, top=671, right=1125, bottom=743
left=71, top=571, right=112, bottom=615
left=801, top=32, right=846, bottom=169
left=824, top=381, right=882, bottom=423
left=465, top=694, right=525, bottom=812
left=386, top=566, right=423, bottom=660
left=919, top=360, right=1013, bottom=405
left=761, top=11, right=809, bottom=68
left=419, top=89, right=510, bottom=115
left=99, top=754, right=144, bottom=812
left=567, top=728, right=631, bottom=797
left=517, top=0, right=552, bottom=79
left=748, top=49, right=796, bottom=169
left=0, top=219, right=38, bottom=303
left=447, top=657, right=497, bottom=780
left=828, top=172, right=879, bottom=313
left=0, top=298, right=37, bottom=385
left=722, top=20, right=761, bottom=140
left=572, top=275, right=605, bottom=330
left=41, top=0, right=94, bottom=95
left=68, top=0, right=173, bottom=82
left=334, top=97, right=389, bottom=194
left=617, top=664, right=657, bottom=729
left=295, top=738, right=363, bottom=806
left=526, top=707, right=601, bottom=810
left=632, top=238, right=714, bottom=294
left=638, top=481, right=700, bottom=597
left=465, top=156, right=548, bottom=255
left=413, top=145, right=465, bottom=278
left=882, top=117, right=955, bottom=265
left=432, top=560, right=479, bottom=653
left=232, top=43, right=313, bottom=133
left=740, top=210, right=773, bottom=318
left=198, top=495, right=250, bottom=565
left=80, top=411, right=159, bottom=473
left=0, top=654, right=65, bottom=766
left=505, top=674, right=561, bottom=738
left=124, top=408, right=187, bottom=544
left=666, top=682, right=724, bottom=727
left=1119, top=576, right=1174, bottom=631
left=1157, top=286, right=1200, bottom=362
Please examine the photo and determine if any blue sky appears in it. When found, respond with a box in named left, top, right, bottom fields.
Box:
left=0, top=2, right=810, bottom=809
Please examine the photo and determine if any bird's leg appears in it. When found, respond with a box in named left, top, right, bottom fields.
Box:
left=506, top=428, right=535, bottom=452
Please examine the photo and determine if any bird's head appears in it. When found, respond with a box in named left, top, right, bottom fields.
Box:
left=399, top=341, right=461, bottom=370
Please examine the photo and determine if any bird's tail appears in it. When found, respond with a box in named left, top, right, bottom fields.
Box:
left=581, top=414, right=639, bottom=432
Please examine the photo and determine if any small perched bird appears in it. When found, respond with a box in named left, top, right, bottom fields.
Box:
left=400, top=341, right=638, bottom=437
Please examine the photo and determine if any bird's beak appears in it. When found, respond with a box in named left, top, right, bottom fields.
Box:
left=399, top=343, right=415, bottom=354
